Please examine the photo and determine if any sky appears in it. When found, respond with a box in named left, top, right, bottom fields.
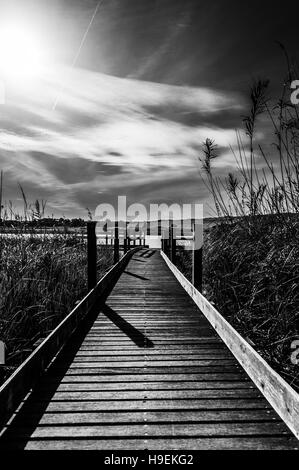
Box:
left=0, top=0, right=298, bottom=218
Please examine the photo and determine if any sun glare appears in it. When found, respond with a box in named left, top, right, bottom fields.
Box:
left=0, top=23, right=46, bottom=81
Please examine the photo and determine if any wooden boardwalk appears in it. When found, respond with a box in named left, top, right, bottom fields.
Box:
left=0, top=249, right=298, bottom=450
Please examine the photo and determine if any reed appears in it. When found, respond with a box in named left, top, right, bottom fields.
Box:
left=0, top=231, right=113, bottom=383
left=196, top=60, right=299, bottom=390
left=176, top=57, right=299, bottom=390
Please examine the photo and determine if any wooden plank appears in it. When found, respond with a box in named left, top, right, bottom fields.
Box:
left=36, top=389, right=261, bottom=400
left=67, top=360, right=239, bottom=368
left=74, top=352, right=231, bottom=358
left=61, top=366, right=245, bottom=374
left=78, top=345, right=227, bottom=351
left=10, top=409, right=279, bottom=425
left=161, top=250, right=299, bottom=440
left=71, top=354, right=233, bottom=361
left=6, top=436, right=297, bottom=450
left=5, top=422, right=290, bottom=438
left=20, top=399, right=272, bottom=412
left=39, top=381, right=254, bottom=391
left=50, top=372, right=248, bottom=383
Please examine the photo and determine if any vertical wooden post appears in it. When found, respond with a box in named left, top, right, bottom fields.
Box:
left=170, top=224, right=176, bottom=264
left=114, top=221, right=119, bottom=264
left=168, top=223, right=173, bottom=262
left=124, top=236, right=127, bottom=253
left=192, top=223, right=203, bottom=292
left=161, top=230, right=165, bottom=253
left=164, top=229, right=169, bottom=256
left=168, top=222, right=175, bottom=262
left=87, top=221, right=97, bottom=291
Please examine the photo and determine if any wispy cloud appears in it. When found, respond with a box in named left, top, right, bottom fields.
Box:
left=0, top=65, right=245, bottom=216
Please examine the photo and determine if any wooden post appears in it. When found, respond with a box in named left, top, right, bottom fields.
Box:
left=164, top=229, right=169, bottom=256
left=170, top=224, right=176, bottom=264
left=169, top=224, right=173, bottom=262
left=124, top=236, right=127, bottom=253
left=161, top=230, right=165, bottom=252
left=192, top=223, right=203, bottom=292
left=168, top=222, right=175, bottom=262
left=87, top=221, right=97, bottom=291
left=114, top=221, right=119, bottom=264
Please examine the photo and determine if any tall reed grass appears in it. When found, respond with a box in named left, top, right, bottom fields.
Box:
left=196, top=54, right=299, bottom=390
left=0, top=232, right=113, bottom=383
left=176, top=54, right=299, bottom=390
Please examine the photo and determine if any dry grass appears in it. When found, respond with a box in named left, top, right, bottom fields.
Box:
left=203, top=217, right=299, bottom=391
left=176, top=54, right=299, bottom=391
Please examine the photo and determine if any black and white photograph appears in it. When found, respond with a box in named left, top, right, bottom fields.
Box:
left=0, top=0, right=298, bottom=457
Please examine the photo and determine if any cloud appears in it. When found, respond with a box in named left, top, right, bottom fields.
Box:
left=0, top=65, right=245, bottom=216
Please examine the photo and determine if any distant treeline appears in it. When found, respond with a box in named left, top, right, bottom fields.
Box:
left=0, top=217, right=86, bottom=228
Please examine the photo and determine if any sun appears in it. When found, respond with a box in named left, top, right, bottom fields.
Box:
left=0, top=22, right=46, bottom=81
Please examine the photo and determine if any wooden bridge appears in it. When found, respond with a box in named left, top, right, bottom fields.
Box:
left=0, top=248, right=298, bottom=450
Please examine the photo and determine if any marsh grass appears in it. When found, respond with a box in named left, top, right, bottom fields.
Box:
left=177, top=54, right=299, bottom=390
left=203, top=218, right=299, bottom=391
left=0, top=232, right=113, bottom=383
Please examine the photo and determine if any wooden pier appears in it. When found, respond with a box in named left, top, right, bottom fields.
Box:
left=0, top=249, right=298, bottom=450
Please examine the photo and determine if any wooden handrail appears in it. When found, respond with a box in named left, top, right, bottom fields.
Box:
left=161, top=250, right=299, bottom=440
left=0, top=247, right=140, bottom=431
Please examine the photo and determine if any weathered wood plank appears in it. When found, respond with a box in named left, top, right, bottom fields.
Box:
left=53, top=373, right=248, bottom=383
left=10, top=409, right=279, bottom=425
left=67, top=360, right=239, bottom=368
left=72, top=355, right=234, bottom=362
left=36, top=389, right=262, bottom=402
left=78, top=345, right=226, bottom=351
left=8, top=436, right=297, bottom=450
left=59, top=366, right=247, bottom=374
left=20, top=398, right=272, bottom=412
left=5, top=422, right=291, bottom=438
left=38, top=381, right=254, bottom=392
